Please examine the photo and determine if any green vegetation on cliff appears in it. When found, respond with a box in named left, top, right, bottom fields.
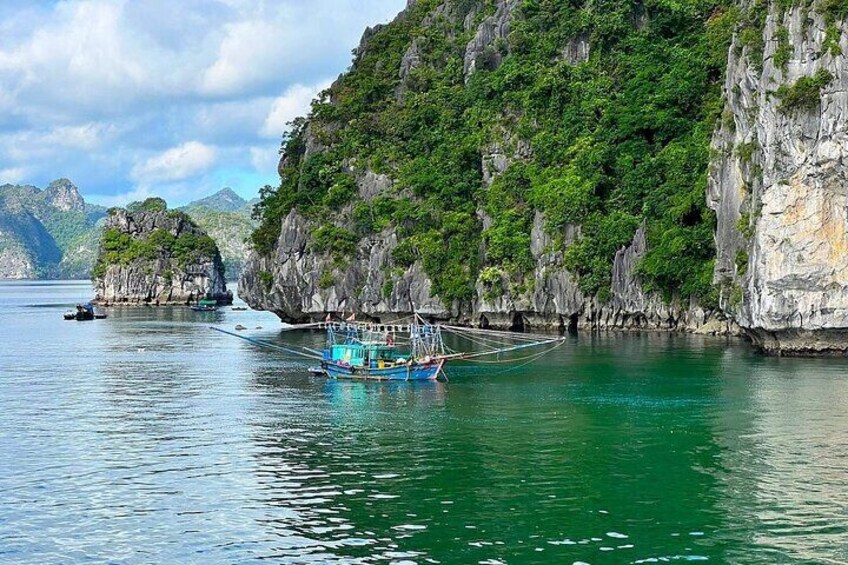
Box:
left=92, top=199, right=219, bottom=280
left=0, top=180, right=106, bottom=278
left=253, top=0, right=739, bottom=306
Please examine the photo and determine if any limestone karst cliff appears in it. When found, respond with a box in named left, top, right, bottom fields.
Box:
left=710, top=1, right=848, bottom=354
left=94, top=199, right=231, bottom=305
left=0, top=179, right=106, bottom=279
left=242, top=0, right=848, bottom=353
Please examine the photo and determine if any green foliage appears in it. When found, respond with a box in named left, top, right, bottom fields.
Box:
left=776, top=69, right=833, bottom=111
left=128, top=197, right=168, bottom=213
left=251, top=0, right=737, bottom=306
left=565, top=212, right=641, bottom=299
left=737, top=1, right=767, bottom=72
left=729, top=282, right=744, bottom=308
left=774, top=25, right=791, bottom=71
left=391, top=239, right=418, bottom=267
left=483, top=209, right=534, bottom=277
left=311, top=225, right=358, bottom=257
left=737, top=212, right=755, bottom=239
left=823, top=23, right=842, bottom=55
left=40, top=210, right=91, bottom=253
left=735, top=248, right=750, bottom=275
left=93, top=225, right=219, bottom=279
left=531, top=167, right=597, bottom=231
left=382, top=278, right=394, bottom=298
left=318, top=269, right=335, bottom=289
left=479, top=266, right=506, bottom=301
left=774, top=0, right=795, bottom=16
left=821, top=0, right=848, bottom=23
left=737, top=139, right=758, bottom=163
left=172, top=232, right=218, bottom=265
left=258, top=270, right=274, bottom=291
left=706, top=5, right=741, bottom=67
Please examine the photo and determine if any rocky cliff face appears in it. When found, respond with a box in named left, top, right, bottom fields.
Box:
left=240, top=0, right=739, bottom=334
left=94, top=207, right=230, bottom=305
left=0, top=179, right=104, bottom=279
left=180, top=189, right=257, bottom=278
left=0, top=195, right=63, bottom=279
left=240, top=208, right=734, bottom=334
left=710, top=2, right=848, bottom=354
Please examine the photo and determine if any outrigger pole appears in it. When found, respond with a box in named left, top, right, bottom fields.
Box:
left=210, top=327, right=322, bottom=360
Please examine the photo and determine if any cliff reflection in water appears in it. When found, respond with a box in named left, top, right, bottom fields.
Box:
left=716, top=355, right=848, bottom=563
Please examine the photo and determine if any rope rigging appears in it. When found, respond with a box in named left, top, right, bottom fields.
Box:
left=212, top=315, right=568, bottom=368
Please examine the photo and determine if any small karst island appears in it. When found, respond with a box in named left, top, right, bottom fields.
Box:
left=92, top=198, right=232, bottom=307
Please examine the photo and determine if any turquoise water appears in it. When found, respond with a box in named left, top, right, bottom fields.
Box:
left=1, top=280, right=847, bottom=564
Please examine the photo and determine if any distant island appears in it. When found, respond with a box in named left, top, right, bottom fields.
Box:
left=0, top=181, right=256, bottom=280
left=92, top=198, right=232, bottom=306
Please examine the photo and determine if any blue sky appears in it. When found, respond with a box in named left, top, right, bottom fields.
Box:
left=0, top=0, right=406, bottom=206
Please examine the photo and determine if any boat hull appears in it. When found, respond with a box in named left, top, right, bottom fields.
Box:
left=323, top=360, right=443, bottom=381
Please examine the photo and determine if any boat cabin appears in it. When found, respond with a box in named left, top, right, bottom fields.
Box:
left=325, top=343, right=404, bottom=369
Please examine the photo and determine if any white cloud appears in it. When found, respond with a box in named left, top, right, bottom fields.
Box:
left=0, top=167, right=25, bottom=184
left=131, top=141, right=217, bottom=184
left=200, top=19, right=280, bottom=96
left=250, top=146, right=280, bottom=176
left=44, top=123, right=115, bottom=150
left=261, top=81, right=331, bottom=138
left=0, top=0, right=407, bottom=200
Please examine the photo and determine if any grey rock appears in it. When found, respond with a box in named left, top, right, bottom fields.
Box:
left=358, top=171, right=394, bottom=200
left=44, top=179, right=85, bottom=213
left=241, top=206, right=733, bottom=336
left=399, top=39, right=423, bottom=81
left=0, top=247, right=35, bottom=279
left=463, top=0, right=520, bottom=81
left=561, top=33, right=591, bottom=65
left=709, top=4, right=848, bottom=354
left=94, top=209, right=230, bottom=306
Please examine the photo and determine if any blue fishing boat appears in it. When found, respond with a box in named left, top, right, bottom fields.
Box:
left=213, top=314, right=568, bottom=382
left=320, top=322, right=446, bottom=381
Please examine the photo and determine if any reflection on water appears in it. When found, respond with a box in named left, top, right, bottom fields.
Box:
left=1, top=281, right=848, bottom=563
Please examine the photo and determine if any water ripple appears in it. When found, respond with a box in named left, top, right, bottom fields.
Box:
left=1, top=282, right=848, bottom=563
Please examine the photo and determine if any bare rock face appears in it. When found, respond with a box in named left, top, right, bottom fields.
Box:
left=463, top=0, right=520, bottom=81
left=43, top=179, right=85, bottom=213
left=561, top=33, right=590, bottom=65
left=0, top=247, right=35, bottom=279
left=709, top=5, right=848, bottom=354
left=94, top=208, right=230, bottom=306
left=240, top=205, right=733, bottom=335
left=239, top=210, right=450, bottom=323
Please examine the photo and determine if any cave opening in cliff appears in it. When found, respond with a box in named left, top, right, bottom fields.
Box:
left=479, top=315, right=490, bottom=329
left=510, top=312, right=525, bottom=333
left=568, top=314, right=579, bottom=335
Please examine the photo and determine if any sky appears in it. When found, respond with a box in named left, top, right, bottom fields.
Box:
left=0, top=0, right=406, bottom=206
